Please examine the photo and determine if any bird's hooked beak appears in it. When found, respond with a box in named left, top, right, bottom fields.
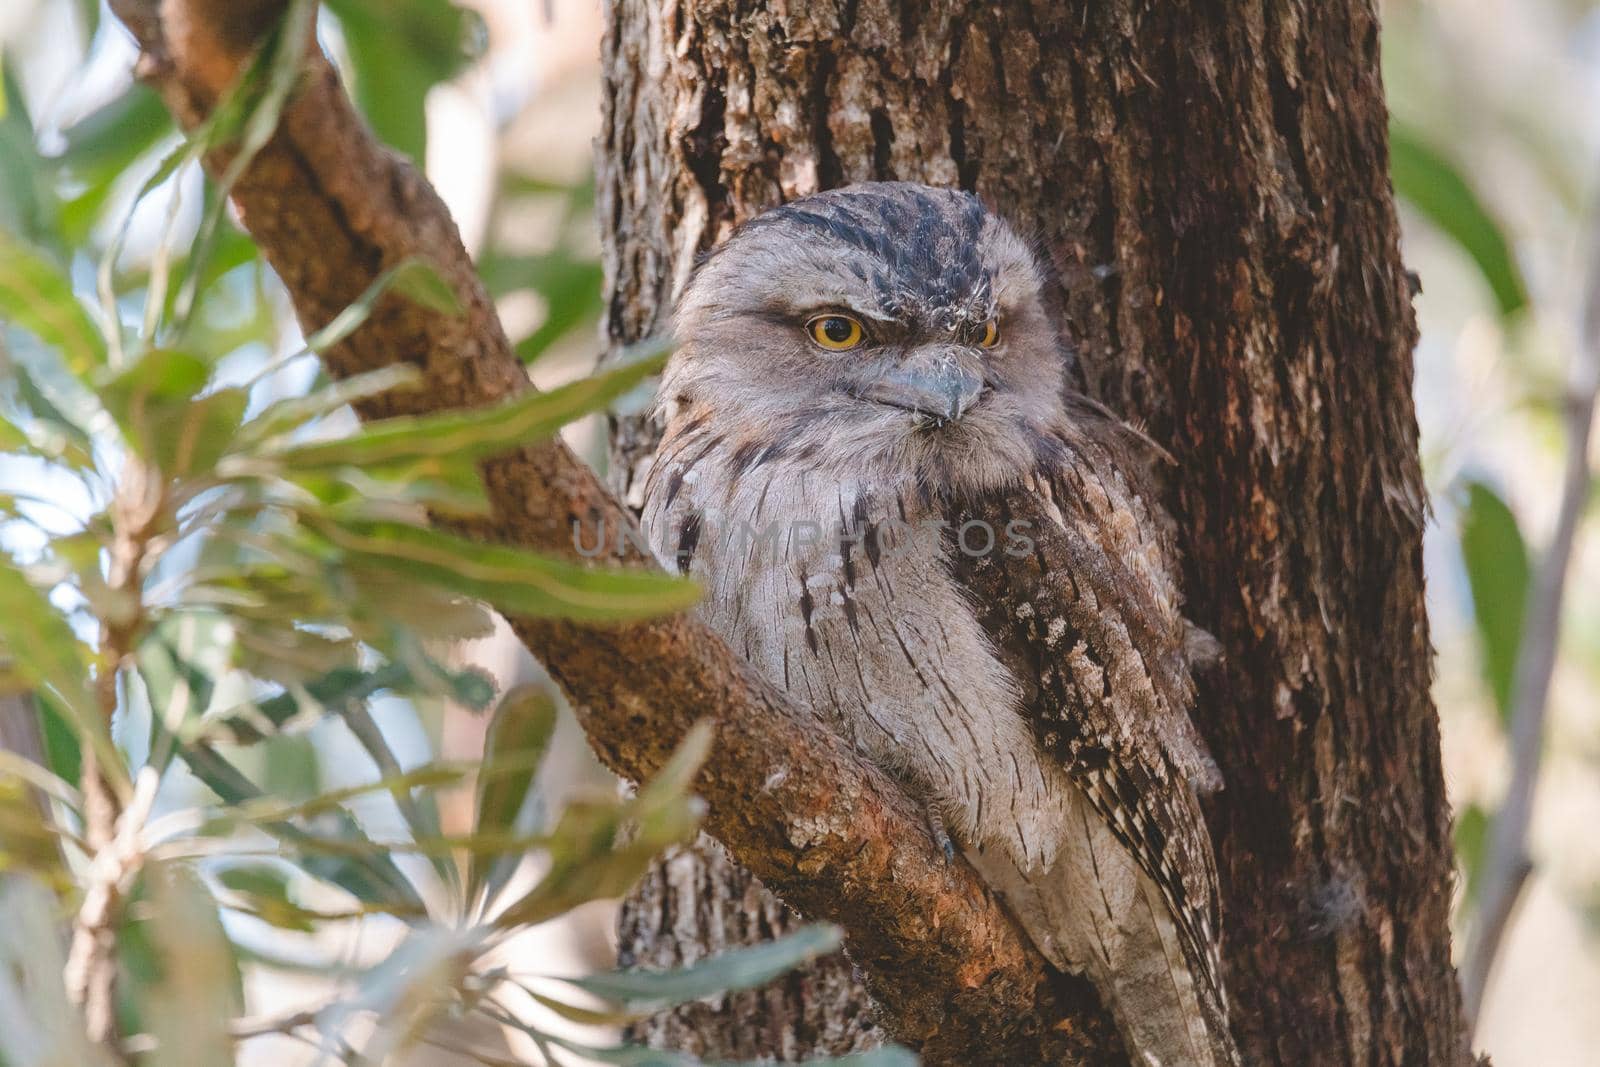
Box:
left=858, top=351, right=987, bottom=426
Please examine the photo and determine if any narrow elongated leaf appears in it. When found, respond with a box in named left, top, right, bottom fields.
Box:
left=322, top=0, right=480, bottom=162
left=499, top=724, right=709, bottom=927
left=269, top=341, right=669, bottom=469
left=172, top=0, right=318, bottom=334
left=470, top=685, right=558, bottom=901
left=0, top=232, right=106, bottom=376
left=144, top=863, right=239, bottom=1067
left=308, top=517, right=700, bottom=622
left=180, top=741, right=427, bottom=915
left=0, top=62, right=58, bottom=245
left=236, top=364, right=423, bottom=446
left=204, top=656, right=489, bottom=745
left=303, top=257, right=460, bottom=355
left=560, top=925, right=843, bottom=1008
left=338, top=700, right=459, bottom=892
left=1459, top=479, right=1530, bottom=726
left=1390, top=122, right=1528, bottom=319
left=57, top=85, right=173, bottom=189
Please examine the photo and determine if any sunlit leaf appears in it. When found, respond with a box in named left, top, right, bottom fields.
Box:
left=1459, top=479, right=1530, bottom=726
left=307, top=516, right=699, bottom=623
left=0, top=775, right=69, bottom=887
left=268, top=340, right=668, bottom=469
left=1390, top=122, right=1528, bottom=319
left=236, top=363, right=423, bottom=446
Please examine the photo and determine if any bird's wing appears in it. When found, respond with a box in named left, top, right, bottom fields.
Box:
left=939, top=428, right=1231, bottom=1039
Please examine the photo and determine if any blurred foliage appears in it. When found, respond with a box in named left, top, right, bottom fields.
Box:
left=1384, top=3, right=1600, bottom=1004
left=0, top=4, right=909, bottom=1065
left=1390, top=121, right=1530, bottom=321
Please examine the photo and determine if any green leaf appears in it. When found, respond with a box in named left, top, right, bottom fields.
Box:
left=561, top=925, right=844, bottom=1009
left=499, top=723, right=710, bottom=927
left=338, top=699, right=459, bottom=892
left=57, top=86, right=173, bottom=189
left=1389, top=121, right=1528, bottom=319
left=1458, top=479, right=1530, bottom=726
left=0, top=61, right=60, bottom=246
left=34, top=692, right=83, bottom=789
left=0, top=774, right=69, bottom=886
left=171, top=0, right=318, bottom=335
left=55, top=85, right=175, bottom=241
left=98, top=347, right=249, bottom=474
left=323, top=0, right=481, bottom=161
left=0, top=231, right=107, bottom=377
left=470, top=685, right=558, bottom=901
left=143, top=863, right=239, bottom=1067
left=303, top=256, right=460, bottom=355
left=215, top=864, right=316, bottom=933
left=268, top=340, right=668, bottom=469
left=179, top=741, right=428, bottom=915
left=236, top=364, right=423, bottom=446
left=307, top=516, right=700, bottom=623
left=0, top=561, right=122, bottom=787
left=138, top=613, right=230, bottom=775
left=1455, top=801, right=1489, bottom=906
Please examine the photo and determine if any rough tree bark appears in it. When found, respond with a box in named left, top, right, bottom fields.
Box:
left=109, top=2, right=1128, bottom=1063
left=599, top=2, right=1472, bottom=1065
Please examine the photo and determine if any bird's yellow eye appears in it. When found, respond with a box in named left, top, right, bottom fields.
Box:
left=979, top=319, right=1001, bottom=348
left=807, top=314, right=865, bottom=351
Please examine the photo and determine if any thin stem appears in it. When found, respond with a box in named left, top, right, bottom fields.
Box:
left=63, top=459, right=169, bottom=1050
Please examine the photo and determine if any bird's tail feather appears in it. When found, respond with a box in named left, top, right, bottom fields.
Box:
left=969, top=799, right=1237, bottom=1066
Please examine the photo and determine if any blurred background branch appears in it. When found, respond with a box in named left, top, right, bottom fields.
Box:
left=1463, top=173, right=1600, bottom=1028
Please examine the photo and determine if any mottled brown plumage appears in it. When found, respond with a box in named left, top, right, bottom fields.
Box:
left=643, top=183, right=1237, bottom=1065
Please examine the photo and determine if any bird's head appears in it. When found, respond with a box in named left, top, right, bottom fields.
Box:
left=661, top=182, right=1069, bottom=493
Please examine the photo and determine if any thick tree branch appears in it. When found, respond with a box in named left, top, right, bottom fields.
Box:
left=106, top=2, right=1123, bottom=1061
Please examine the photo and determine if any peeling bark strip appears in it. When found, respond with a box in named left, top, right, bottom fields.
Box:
left=600, top=1, right=1473, bottom=1065
left=107, top=0, right=1131, bottom=1062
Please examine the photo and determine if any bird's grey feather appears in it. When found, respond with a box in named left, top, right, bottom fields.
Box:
left=641, top=182, right=1237, bottom=1066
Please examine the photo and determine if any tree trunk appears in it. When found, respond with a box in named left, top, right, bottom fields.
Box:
left=598, top=2, right=1472, bottom=1065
